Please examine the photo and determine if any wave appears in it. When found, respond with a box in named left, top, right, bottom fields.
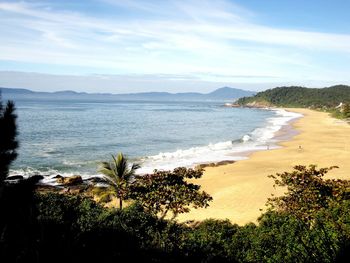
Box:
left=138, top=109, right=302, bottom=174
left=250, top=109, right=302, bottom=143
left=138, top=141, right=246, bottom=174
left=9, top=108, right=303, bottom=181
left=9, top=167, right=103, bottom=186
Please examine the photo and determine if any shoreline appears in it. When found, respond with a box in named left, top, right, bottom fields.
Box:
left=196, top=108, right=303, bottom=170
left=10, top=107, right=299, bottom=179
left=177, top=108, right=350, bottom=225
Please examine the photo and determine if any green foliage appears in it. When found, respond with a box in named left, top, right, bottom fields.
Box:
left=330, top=108, right=345, bottom=119
left=130, top=167, right=213, bottom=220
left=237, top=85, right=350, bottom=109
left=267, top=165, right=350, bottom=222
left=261, top=165, right=350, bottom=261
left=0, top=176, right=43, bottom=262
left=0, top=97, right=19, bottom=182
left=253, top=212, right=312, bottom=262
left=25, top=166, right=350, bottom=262
left=253, top=210, right=338, bottom=263
left=2, top=182, right=350, bottom=262
left=33, top=193, right=189, bottom=262
left=331, top=103, right=350, bottom=120
left=181, top=219, right=239, bottom=261
left=0, top=157, right=350, bottom=263
left=314, top=200, right=350, bottom=260
left=91, top=186, right=115, bottom=203
left=342, top=103, right=350, bottom=118
left=37, top=192, right=109, bottom=232
left=99, top=152, right=140, bottom=209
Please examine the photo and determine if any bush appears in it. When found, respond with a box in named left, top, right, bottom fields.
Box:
left=2, top=165, right=350, bottom=262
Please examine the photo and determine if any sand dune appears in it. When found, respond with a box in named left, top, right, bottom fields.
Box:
left=178, top=109, right=350, bottom=225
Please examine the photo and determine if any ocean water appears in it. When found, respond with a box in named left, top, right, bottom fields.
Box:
left=7, top=98, right=302, bottom=183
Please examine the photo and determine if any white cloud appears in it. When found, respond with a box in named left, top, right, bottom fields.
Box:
left=0, top=0, right=350, bottom=89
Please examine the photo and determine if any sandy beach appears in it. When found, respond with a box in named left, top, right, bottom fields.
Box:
left=178, top=108, right=350, bottom=225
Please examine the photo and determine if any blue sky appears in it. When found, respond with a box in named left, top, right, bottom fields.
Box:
left=0, top=0, right=350, bottom=93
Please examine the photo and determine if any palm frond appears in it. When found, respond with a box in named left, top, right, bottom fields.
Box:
left=99, top=152, right=141, bottom=207
left=98, top=162, right=116, bottom=179
left=116, top=152, right=128, bottom=179
left=131, top=163, right=141, bottom=171
left=100, top=175, right=117, bottom=186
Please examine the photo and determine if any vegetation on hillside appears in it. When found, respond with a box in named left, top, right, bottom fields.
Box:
left=237, top=85, right=350, bottom=118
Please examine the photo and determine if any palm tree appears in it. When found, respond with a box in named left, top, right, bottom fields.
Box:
left=99, top=152, right=140, bottom=209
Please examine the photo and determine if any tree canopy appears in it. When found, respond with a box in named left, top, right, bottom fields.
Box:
left=267, top=165, right=350, bottom=223
left=130, top=167, right=213, bottom=220
left=237, top=85, right=350, bottom=109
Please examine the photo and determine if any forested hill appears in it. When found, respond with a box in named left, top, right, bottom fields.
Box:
left=237, top=85, right=350, bottom=108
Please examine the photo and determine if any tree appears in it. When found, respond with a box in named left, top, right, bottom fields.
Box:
left=0, top=96, right=19, bottom=184
left=99, top=152, right=140, bottom=210
left=130, top=167, right=213, bottom=220
left=0, top=175, right=43, bottom=262
left=0, top=95, right=43, bottom=262
left=267, top=165, right=350, bottom=223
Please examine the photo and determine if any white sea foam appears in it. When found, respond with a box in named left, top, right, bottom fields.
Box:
left=9, top=109, right=303, bottom=183
left=137, top=141, right=247, bottom=174
left=242, top=135, right=251, bottom=142
left=9, top=167, right=103, bottom=186
left=138, top=109, right=302, bottom=174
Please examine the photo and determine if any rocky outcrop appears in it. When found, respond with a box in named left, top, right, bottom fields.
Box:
left=56, top=175, right=83, bottom=186
left=5, top=175, right=44, bottom=184
left=195, top=160, right=235, bottom=170
left=245, top=101, right=272, bottom=108
left=36, top=184, right=92, bottom=195
left=224, top=103, right=241, bottom=108
left=6, top=175, right=24, bottom=181
left=86, top=177, right=107, bottom=184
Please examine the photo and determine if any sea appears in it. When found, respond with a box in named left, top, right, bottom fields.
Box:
left=5, top=97, right=302, bottom=184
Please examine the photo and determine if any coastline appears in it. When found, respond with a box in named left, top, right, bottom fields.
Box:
left=139, top=108, right=301, bottom=174
left=9, top=106, right=299, bottom=184
left=178, top=108, right=350, bottom=225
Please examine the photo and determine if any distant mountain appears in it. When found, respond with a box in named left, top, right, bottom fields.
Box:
left=206, top=87, right=254, bottom=100
left=1, top=87, right=255, bottom=102
left=237, top=85, right=350, bottom=108
left=1, top=88, right=34, bottom=94
left=53, top=90, right=88, bottom=95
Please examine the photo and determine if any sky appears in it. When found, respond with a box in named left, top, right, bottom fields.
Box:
left=0, top=0, right=350, bottom=93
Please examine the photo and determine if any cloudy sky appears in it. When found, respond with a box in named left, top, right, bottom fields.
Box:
left=0, top=0, right=350, bottom=93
